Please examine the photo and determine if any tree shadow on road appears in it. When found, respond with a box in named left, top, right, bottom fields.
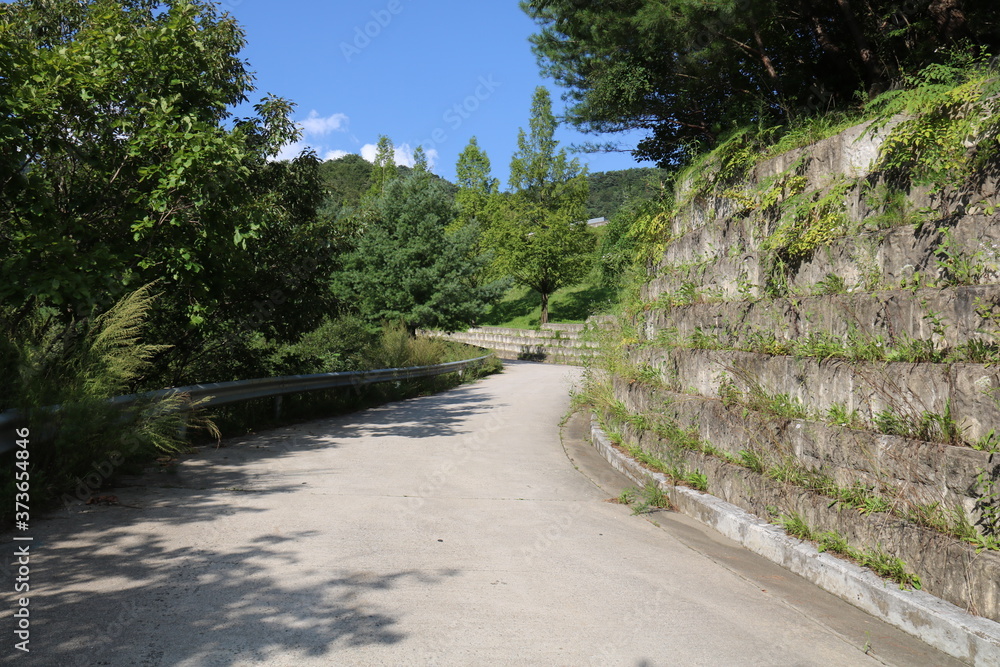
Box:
left=0, top=489, right=458, bottom=667
left=0, top=376, right=502, bottom=665
left=314, top=379, right=506, bottom=441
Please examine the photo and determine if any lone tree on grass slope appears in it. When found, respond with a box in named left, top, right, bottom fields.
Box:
left=487, top=87, right=593, bottom=325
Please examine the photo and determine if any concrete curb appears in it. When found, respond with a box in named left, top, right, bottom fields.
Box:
left=590, top=417, right=1000, bottom=666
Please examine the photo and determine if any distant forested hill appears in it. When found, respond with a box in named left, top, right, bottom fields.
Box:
left=320, top=157, right=665, bottom=221
left=586, top=167, right=669, bottom=220
left=319, top=154, right=458, bottom=210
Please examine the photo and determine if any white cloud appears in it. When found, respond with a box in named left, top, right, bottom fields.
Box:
left=273, top=144, right=352, bottom=163
left=394, top=145, right=416, bottom=168
left=273, top=140, right=307, bottom=162
left=360, top=143, right=378, bottom=163
left=299, top=110, right=349, bottom=136
left=323, top=149, right=351, bottom=161
left=263, top=110, right=353, bottom=162
left=422, top=147, right=440, bottom=170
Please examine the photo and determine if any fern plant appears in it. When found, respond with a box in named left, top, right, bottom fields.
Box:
left=868, top=59, right=1000, bottom=188
left=1, top=285, right=217, bottom=517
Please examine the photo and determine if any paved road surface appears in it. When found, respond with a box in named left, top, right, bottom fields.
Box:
left=2, top=361, right=960, bottom=666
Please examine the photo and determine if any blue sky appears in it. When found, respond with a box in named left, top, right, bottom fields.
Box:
left=221, top=0, right=649, bottom=183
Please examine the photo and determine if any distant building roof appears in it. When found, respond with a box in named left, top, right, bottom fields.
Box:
left=586, top=217, right=608, bottom=227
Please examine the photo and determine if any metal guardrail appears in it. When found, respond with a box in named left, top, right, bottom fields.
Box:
left=0, top=354, right=494, bottom=455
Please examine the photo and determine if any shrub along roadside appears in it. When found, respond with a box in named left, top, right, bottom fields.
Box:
left=204, top=323, right=502, bottom=442
left=0, top=285, right=219, bottom=524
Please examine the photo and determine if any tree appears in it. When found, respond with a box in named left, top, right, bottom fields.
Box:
left=410, top=145, right=433, bottom=190
left=455, top=137, right=499, bottom=228
left=342, top=173, right=505, bottom=333
left=368, top=134, right=398, bottom=197
left=0, top=0, right=335, bottom=386
left=486, top=87, right=593, bottom=324
left=586, top=168, right=669, bottom=221
left=318, top=151, right=457, bottom=216
left=413, top=145, right=430, bottom=175
left=520, top=0, right=1000, bottom=165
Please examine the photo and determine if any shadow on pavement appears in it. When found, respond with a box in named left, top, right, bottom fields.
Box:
left=318, top=381, right=503, bottom=441
left=9, top=515, right=458, bottom=665
left=1, top=378, right=494, bottom=665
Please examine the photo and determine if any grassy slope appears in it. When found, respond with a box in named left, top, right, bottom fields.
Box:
left=480, top=281, right=617, bottom=329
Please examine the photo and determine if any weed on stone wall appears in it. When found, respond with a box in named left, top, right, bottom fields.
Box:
left=868, top=60, right=1000, bottom=191
left=580, top=59, right=1000, bottom=618
left=773, top=512, right=924, bottom=589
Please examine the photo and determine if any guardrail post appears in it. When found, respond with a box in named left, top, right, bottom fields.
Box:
left=274, top=395, right=283, bottom=421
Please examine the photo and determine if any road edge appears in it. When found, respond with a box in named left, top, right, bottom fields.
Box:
left=588, top=415, right=1000, bottom=667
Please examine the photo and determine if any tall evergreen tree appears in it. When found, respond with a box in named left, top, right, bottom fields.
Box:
left=455, top=137, right=499, bottom=228
left=521, top=0, right=1000, bottom=165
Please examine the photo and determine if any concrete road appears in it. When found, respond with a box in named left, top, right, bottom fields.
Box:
left=1, top=361, right=960, bottom=666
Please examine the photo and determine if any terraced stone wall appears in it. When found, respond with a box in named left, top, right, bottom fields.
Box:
left=604, top=119, right=1000, bottom=621
left=423, top=324, right=597, bottom=366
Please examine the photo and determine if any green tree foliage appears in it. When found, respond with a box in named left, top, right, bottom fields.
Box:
left=487, top=87, right=594, bottom=324
left=0, top=0, right=336, bottom=386
left=412, top=145, right=430, bottom=176
left=318, top=153, right=375, bottom=211
left=341, top=173, right=506, bottom=333
left=368, top=134, right=399, bottom=197
left=521, top=0, right=1000, bottom=165
left=317, top=151, right=457, bottom=217
left=455, top=136, right=499, bottom=228
left=257, top=314, right=377, bottom=376
left=597, top=195, right=672, bottom=289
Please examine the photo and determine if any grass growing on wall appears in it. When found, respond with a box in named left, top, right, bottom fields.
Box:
left=566, top=57, right=1000, bottom=614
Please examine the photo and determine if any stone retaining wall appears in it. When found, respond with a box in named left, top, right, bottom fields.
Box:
left=604, top=113, right=1000, bottom=623
left=423, top=324, right=597, bottom=366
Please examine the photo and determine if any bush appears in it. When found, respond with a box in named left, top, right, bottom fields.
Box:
left=0, top=286, right=216, bottom=523
left=260, top=314, right=378, bottom=376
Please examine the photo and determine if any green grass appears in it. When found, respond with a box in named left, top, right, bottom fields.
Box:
left=777, top=512, right=814, bottom=540
left=628, top=480, right=672, bottom=514
left=776, top=515, right=923, bottom=590
left=481, top=281, right=617, bottom=328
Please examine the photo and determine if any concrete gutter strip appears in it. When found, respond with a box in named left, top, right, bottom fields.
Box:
left=590, top=416, right=1000, bottom=667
